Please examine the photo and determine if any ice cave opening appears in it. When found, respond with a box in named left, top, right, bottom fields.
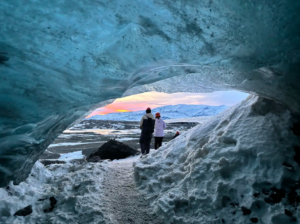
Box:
left=40, top=90, right=248, bottom=160
left=1, top=0, right=300, bottom=223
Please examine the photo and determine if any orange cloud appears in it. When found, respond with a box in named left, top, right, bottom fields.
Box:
left=116, top=109, right=131, bottom=112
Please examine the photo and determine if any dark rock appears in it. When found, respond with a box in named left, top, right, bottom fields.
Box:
left=285, top=209, right=293, bottom=217
left=40, top=160, right=66, bottom=166
left=14, top=205, right=32, bottom=216
left=44, top=197, right=57, bottom=213
left=86, top=156, right=101, bottom=163
left=87, top=139, right=140, bottom=160
left=250, top=217, right=258, bottom=223
left=222, top=218, right=225, bottom=223
left=253, top=192, right=260, bottom=198
left=241, top=206, right=252, bottom=215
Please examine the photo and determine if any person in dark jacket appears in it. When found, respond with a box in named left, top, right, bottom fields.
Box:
left=139, top=107, right=155, bottom=156
left=173, top=131, right=180, bottom=139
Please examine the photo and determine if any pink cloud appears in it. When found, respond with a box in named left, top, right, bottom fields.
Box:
left=86, top=91, right=249, bottom=117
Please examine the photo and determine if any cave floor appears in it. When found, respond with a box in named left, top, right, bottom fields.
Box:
left=100, top=156, right=164, bottom=224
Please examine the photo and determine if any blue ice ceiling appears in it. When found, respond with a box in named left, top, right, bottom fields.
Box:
left=0, top=0, right=299, bottom=186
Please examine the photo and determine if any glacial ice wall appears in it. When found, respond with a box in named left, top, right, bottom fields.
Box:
left=0, top=0, right=300, bottom=186
left=134, top=96, right=300, bottom=223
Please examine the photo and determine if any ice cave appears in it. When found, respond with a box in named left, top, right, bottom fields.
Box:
left=0, top=0, right=300, bottom=223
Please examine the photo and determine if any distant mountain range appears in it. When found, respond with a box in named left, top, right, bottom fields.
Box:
left=86, top=104, right=228, bottom=121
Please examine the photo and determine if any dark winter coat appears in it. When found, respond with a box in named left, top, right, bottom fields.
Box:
left=140, top=113, right=155, bottom=143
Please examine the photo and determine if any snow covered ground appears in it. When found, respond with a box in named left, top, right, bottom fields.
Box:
left=165, top=116, right=212, bottom=124
left=48, top=142, right=102, bottom=148
left=0, top=161, right=108, bottom=224
left=59, top=151, right=84, bottom=160
left=134, top=95, right=300, bottom=224
left=0, top=155, right=163, bottom=224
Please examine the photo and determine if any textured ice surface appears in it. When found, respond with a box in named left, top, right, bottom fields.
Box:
left=134, top=96, right=300, bottom=224
left=0, top=0, right=300, bottom=186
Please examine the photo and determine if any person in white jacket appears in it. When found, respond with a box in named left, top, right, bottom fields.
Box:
left=154, top=112, right=166, bottom=149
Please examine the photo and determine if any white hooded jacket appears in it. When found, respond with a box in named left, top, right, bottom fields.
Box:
left=154, top=118, right=166, bottom=137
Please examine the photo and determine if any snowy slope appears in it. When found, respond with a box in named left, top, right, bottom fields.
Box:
left=0, top=161, right=108, bottom=224
left=134, top=96, right=300, bottom=224
left=86, top=104, right=228, bottom=121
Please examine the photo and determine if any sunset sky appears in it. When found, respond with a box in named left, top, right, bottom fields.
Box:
left=86, top=91, right=249, bottom=118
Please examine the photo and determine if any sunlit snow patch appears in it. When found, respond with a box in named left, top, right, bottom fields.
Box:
left=48, top=142, right=101, bottom=148
left=116, top=137, right=139, bottom=141
left=64, top=129, right=141, bottom=135
left=59, top=151, right=84, bottom=161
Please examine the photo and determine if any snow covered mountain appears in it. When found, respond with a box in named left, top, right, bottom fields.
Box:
left=86, top=104, right=228, bottom=121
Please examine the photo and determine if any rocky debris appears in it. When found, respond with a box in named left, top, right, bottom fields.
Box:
left=86, top=156, right=101, bottom=163
left=40, top=160, right=66, bottom=166
left=87, top=140, right=140, bottom=160
left=44, top=197, right=57, bottom=213
left=14, top=205, right=32, bottom=216
left=241, top=206, right=252, bottom=215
